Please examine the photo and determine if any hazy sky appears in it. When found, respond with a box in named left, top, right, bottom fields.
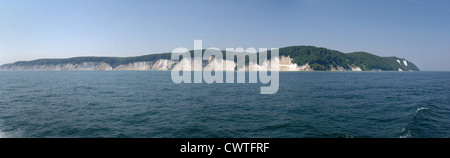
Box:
left=1, top=0, right=449, bottom=70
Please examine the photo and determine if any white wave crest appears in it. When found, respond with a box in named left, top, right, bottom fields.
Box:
left=0, top=120, right=12, bottom=138
left=399, top=127, right=412, bottom=138
left=0, top=120, right=23, bottom=138
left=0, top=123, right=5, bottom=138
left=416, top=107, right=429, bottom=114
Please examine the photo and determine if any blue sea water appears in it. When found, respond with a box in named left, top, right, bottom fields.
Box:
left=0, top=71, right=449, bottom=138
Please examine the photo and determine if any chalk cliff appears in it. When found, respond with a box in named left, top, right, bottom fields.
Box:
left=0, top=46, right=420, bottom=71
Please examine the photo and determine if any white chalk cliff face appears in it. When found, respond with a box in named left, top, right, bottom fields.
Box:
left=3, top=62, right=113, bottom=71
left=151, top=59, right=176, bottom=70
left=203, top=59, right=236, bottom=71
left=171, top=58, right=203, bottom=71
left=114, top=62, right=153, bottom=71
left=260, top=56, right=311, bottom=71
left=0, top=56, right=389, bottom=71
left=349, top=65, right=363, bottom=71
left=330, top=65, right=345, bottom=71
left=237, top=56, right=312, bottom=71
left=396, top=59, right=409, bottom=67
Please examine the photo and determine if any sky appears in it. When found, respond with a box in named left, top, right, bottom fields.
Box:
left=0, top=0, right=449, bottom=71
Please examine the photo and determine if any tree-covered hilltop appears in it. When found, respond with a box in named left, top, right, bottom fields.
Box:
left=0, top=46, right=420, bottom=71
left=6, top=53, right=172, bottom=68
left=278, top=46, right=419, bottom=71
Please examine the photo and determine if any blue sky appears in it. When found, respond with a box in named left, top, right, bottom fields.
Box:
left=0, top=0, right=449, bottom=70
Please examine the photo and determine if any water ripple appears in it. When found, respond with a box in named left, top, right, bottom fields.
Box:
left=0, top=71, right=449, bottom=138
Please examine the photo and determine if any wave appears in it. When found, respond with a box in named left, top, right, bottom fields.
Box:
left=0, top=121, right=6, bottom=138
left=398, top=107, right=429, bottom=138
left=398, top=127, right=412, bottom=138
left=0, top=120, right=23, bottom=138
left=416, top=107, right=429, bottom=114
left=399, top=106, right=437, bottom=138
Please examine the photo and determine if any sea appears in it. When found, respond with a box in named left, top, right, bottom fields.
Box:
left=0, top=71, right=449, bottom=138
